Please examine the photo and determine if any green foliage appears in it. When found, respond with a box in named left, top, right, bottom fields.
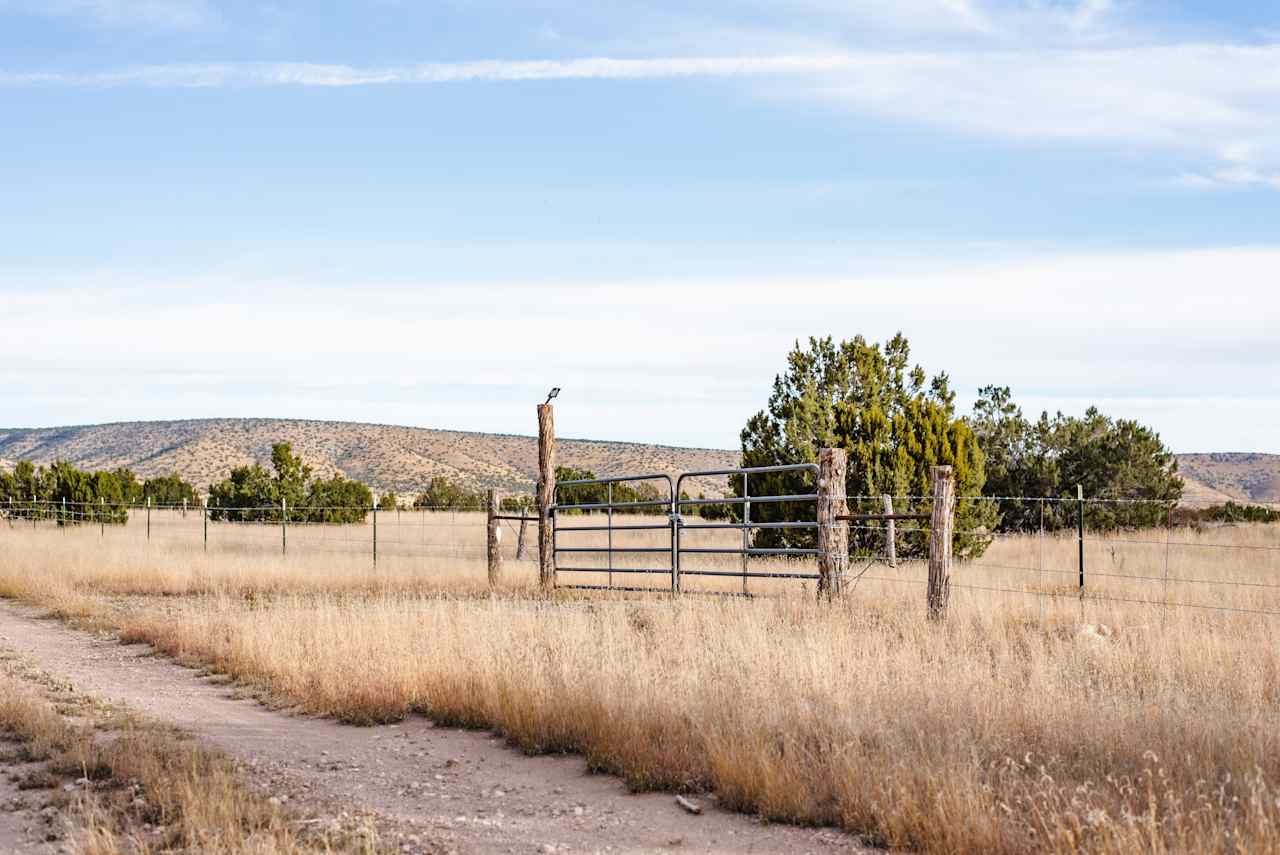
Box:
left=306, top=475, right=373, bottom=524
left=553, top=466, right=672, bottom=516
left=735, top=334, right=994, bottom=559
left=413, top=476, right=485, bottom=512
left=377, top=492, right=400, bottom=512
left=0, top=459, right=134, bottom=524
left=499, top=494, right=535, bottom=514
left=142, top=473, right=199, bottom=506
left=971, top=386, right=1182, bottom=531
left=1176, top=502, right=1280, bottom=526
left=207, top=442, right=371, bottom=524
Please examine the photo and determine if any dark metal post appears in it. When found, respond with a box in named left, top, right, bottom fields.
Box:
left=373, top=500, right=378, bottom=565
left=203, top=500, right=208, bottom=552
left=670, top=487, right=680, bottom=594
left=100, top=498, right=104, bottom=538
left=741, top=473, right=750, bottom=595
left=281, top=498, right=287, bottom=557
left=146, top=497, right=151, bottom=542
left=606, top=482, right=613, bottom=590
left=1077, top=484, right=1085, bottom=591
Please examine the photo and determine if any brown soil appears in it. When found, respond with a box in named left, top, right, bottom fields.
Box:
left=0, top=603, right=868, bottom=855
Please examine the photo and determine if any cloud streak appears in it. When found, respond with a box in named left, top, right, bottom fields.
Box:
left=6, top=43, right=1280, bottom=177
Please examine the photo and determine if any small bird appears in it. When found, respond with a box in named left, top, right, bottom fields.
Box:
left=545, top=387, right=561, bottom=405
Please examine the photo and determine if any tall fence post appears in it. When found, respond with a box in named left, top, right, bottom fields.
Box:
left=927, top=466, right=955, bottom=620
left=100, top=497, right=104, bottom=538
left=882, top=494, right=897, bottom=567
left=372, top=499, right=378, bottom=566
left=537, top=404, right=556, bottom=592
left=1077, top=484, right=1085, bottom=592
left=281, top=498, right=287, bottom=557
left=487, top=489, right=503, bottom=588
left=515, top=511, right=528, bottom=560
left=816, top=448, right=849, bottom=599
left=202, top=498, right=208, bottom=552
left=146, top=497, right=151, bottom=542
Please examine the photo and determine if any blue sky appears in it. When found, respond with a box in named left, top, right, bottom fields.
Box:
left=1, top=0, right=1278, bottom=452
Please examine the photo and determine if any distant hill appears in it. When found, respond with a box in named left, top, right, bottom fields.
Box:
left=1176, top=453, right=1280, bottom=506
left=1, top=420, right=1274, bottom=508
left=0, top=419, right=739, bottom=498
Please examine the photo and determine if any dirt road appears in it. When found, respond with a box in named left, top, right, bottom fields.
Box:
left=0, top=603, right=866, bottom=854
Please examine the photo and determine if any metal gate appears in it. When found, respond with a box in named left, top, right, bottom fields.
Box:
left=552, top=473, right=677, bottom=592
left=552, top=464, right=820, bottom=594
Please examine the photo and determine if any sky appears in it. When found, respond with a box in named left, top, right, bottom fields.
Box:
left=1, top=1, right=1278, bottom=452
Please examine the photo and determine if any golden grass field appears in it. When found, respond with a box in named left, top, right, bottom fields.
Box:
left=2, top=510, right=1279, bottom=853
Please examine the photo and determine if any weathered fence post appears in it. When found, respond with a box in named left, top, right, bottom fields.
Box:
left=537, top=404, right=556, bottom=591
left=515, top=512, right=528, bottom=560
left=1076, top=483, right=1085, bottom=592
left=816, top=448, right=849, bottom=599
left=487, top=489, right=503, bottom=587
left=927, top=466, right=955, bottom=620
left=882, top=494, right=897, bottom=567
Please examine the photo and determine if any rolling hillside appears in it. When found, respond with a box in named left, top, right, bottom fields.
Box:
left=1177, top=453, right=1280, bottom=506
left=0, top=419, right=739, bottom=498
left=2, top=420, right=1275, bottom=508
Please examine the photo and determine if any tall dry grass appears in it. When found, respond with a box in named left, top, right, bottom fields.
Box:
left=2, top=518, right=1280, bottom=853
left=0, top=671, right=386, bottom=854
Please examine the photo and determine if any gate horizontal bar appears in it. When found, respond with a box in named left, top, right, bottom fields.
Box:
left=557, top=474, right=674, bottom=487
left=678, top=494, right=817, bottom=506
left=675, top=569, right=822, bottom=580
left=555, top=584, right=674, bottom=593
left=679, top=547, right=820, bottom=556
left=679, top=521, right=818, bottom=530
left=556, top=546, right=671, bottom=554
left=554, top=499, right=671, bottom=511
left=554, top=523, right=671, bottom=532
left=556, top=566, right=673, bottom=574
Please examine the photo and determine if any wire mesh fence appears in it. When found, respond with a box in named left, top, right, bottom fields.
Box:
left=3, top=494, right=1278, bottom=618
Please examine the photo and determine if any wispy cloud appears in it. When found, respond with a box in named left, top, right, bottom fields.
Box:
left=0, top=55, right=867, bottom=87
left=1, top=0, right=217, bottom=31
left=5, top=43, right=1280, bottom=171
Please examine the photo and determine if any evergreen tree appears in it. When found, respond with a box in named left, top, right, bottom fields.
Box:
left=735, top=334, right=995, bottom=559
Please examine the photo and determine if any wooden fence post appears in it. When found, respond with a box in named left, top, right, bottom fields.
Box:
left=537, top=404, right=556, bottom=591
left=882, top=494, right=897, bottom=567
left=487, top=489, right=503, bottom=587
left=816, top=448, right=849, bottom=599
left=515, top=512, right=529, bottom=560
left=927, top=466, right=955, bottom=620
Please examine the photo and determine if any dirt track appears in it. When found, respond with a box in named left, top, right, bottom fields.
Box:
left=0, top=602, right=866, bottom=854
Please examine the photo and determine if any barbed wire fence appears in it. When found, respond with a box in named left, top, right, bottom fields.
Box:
left=0, top=494, right=541, bottom=573
left=3, top=485, right=1278, bottom=619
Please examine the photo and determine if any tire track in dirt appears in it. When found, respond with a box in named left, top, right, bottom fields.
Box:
left=0, top=602, right=867, bottom=855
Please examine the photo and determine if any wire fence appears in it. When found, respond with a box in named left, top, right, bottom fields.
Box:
left=0, top=497, right=539, bottom=570
left=3, top=494, right=1279, bottom=618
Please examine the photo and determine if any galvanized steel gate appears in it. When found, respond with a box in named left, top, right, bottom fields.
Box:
left=552, top=464, right=820, bottom=593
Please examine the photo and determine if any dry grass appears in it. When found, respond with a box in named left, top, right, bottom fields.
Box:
left=2, top=517, right=1280, bottom=853
left=0, top=662, right=387, bottom=854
